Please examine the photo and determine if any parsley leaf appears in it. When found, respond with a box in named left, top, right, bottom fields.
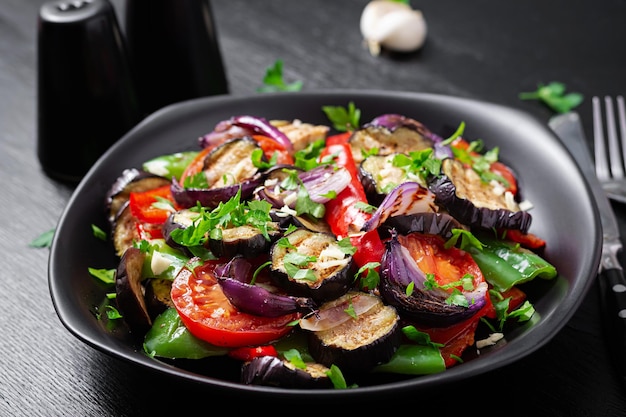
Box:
left=519, top=81, right=583, bottom=113
left=322, top=101, right=361, bottom=132
left=88, top=267, right=116, bottom=285
left=29, top=228, right=55, bottom=248
left=91, top=224, right=107, bottom=241
left=257, top=59, right=303, bottom=93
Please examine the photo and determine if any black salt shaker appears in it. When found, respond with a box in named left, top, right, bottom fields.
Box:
left=37, top=0, right=142, bottom=183
left=124, top=0, right=229, bottom=116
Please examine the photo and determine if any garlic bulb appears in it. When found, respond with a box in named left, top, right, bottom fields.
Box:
left=360, top=0, right=427, bottom=56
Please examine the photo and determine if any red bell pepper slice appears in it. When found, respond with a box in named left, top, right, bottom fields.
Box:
left=228, top=345, right=279, bottom=361
left=320, top=140, right=385, bottom=270
left=129, top=184, right=176, bottom=225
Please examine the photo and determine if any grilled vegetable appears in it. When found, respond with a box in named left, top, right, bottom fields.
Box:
left=105, top=168, right=171, bottom=226
left=361, top=181, right=437, bottom=232
left=115, top=247, right=151, bottom=334
left=144, top=278, right=174, bottom=319
left=111, top=201, right=139, bottom=257
left=255, top=164, right=351, bottom=209
left=209, top=222, right=282, bottom=259
left=270, top=228, right=355, bottom=303
left=171, top=258, right=299, bottom=348
left=217, top=276, right=317, bottom=317
left=307, top=291, right=402, bottom=373
left=379, top=230, right=488, bottom=327
left=199, top=115, right=293, bottom=152
left=359, top=153, right=408, bottom=205
left=320, top=142, right=385, bottom=270
left=171, top=137, right=265, bottom=209
left=143, top=308, right=228, bottom=359
left=428, top=158, right=532, bottom=233
left=379, top=212, right=464, bottom=240
left=161, top=208, right=200, bottom=254
left=241, top=355, right=333, bottom=388
left=272, top=119, right=329, bottom=152
left=467, top=231, right=557, bottom=292
left=349, top=114, right=445, bottom=164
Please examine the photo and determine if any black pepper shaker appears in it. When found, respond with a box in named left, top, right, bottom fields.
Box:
left=124, top=0, right=229, bottom=116
left=37, top=0, right=142, bottom=183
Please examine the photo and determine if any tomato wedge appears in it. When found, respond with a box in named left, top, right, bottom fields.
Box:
left=171, top=260, right=298, bottom=348
left=397, top=233, right=485, bottom=289
left=415, top=302, right=490, bottom=367
left=399, top=233, right=491, bottom=367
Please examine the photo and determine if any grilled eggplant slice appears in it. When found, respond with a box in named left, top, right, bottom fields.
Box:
left=270, top=228, right=355, bottom=303
left=161, top=208, right=200, bottom=255
left=429, top=158, right=532, bottom=233
left=380, top=212, right=465, bottom=240
left=379, top=230, right=488, bottom=327
left=307, top=291, right=402, bottom=373
left=359, top=153, right=409, bottom=205
left=349, top=114, right=439, bottom=165
left=209, top=222, right=282, bottom=259
left=144, top=278, right=174, bottom=319
left=272, top=119, right=329, bottom=152
left=111, top=201, right=140, bottom=257
left=115, top=247, right=152, bottom=334
left=171, top=137, right=265, bottom=209
left=241, top=355, right=333, bottom=388
left=105, top=168, right=171, bottom=226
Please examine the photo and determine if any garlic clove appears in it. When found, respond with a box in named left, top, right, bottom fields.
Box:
left=360, top=0, right=427, bottom=56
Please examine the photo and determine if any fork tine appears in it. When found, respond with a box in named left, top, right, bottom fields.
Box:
left=605, top=96, right=625, bottom=179
left=617, top=95, right=626, bottom=175
left=593, top=96, right=611, bottom=181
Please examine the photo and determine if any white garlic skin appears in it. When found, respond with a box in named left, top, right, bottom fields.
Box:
left=360, top=0, right=427, bottom=56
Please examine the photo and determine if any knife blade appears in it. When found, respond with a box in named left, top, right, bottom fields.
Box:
left=549, top=111, right=626, bottom=386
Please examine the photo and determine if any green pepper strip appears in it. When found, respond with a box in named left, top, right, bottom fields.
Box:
left=143, top=308, right=228, bottom=359
left=373, top=344, right=446, bottom=375
left=142, top=151, right=199, bottom=181
left=469, top=234, right=557, bottom=292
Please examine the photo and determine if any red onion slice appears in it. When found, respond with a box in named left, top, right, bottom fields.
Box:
left=217, top=276, right=316, bottom=318
left=362, top=182, right=437, bottom=232
left=299, top=291, right=382, bottom=331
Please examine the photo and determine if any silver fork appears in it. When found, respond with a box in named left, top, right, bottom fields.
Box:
left=592, top=95, right=626, bottom=204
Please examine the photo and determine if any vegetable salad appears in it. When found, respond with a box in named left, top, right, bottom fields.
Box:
left=96, top=107, right=557, bottom=389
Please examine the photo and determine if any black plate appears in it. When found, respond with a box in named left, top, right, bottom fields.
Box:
left=48, top=90, right=601, bottom=401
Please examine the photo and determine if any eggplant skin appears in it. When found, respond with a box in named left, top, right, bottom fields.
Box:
left=111, top=202, right=140, bottom=258
left=379, top=279, right=481, bottom=327
left=241, top=356, right=333, bottom=389
left=105, top=168, right=171, bottom=226
left=115, top=247, right=152, bottom=334
left=428, top=159, right=532, bottom=233
left=171, top=137, right=265, bottom=209
left=144, top=278, right=174, bottom=320
left=359, top=153, right=406, bottom=206
left=307, top=293, right=402, bottom=373
left=269, top=228, right=355, bottom=303
left=209, top=223, right=282, bottom=259
left=349, top=125, right=434, bottom=165
left=379, top=212, right=464, bottom=240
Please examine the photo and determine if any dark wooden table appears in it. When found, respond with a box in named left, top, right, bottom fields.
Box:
left=2, top=0, right=626, bottom=415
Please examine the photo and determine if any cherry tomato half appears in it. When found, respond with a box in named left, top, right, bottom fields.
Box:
left=171, top=260, right=298, bottom=348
